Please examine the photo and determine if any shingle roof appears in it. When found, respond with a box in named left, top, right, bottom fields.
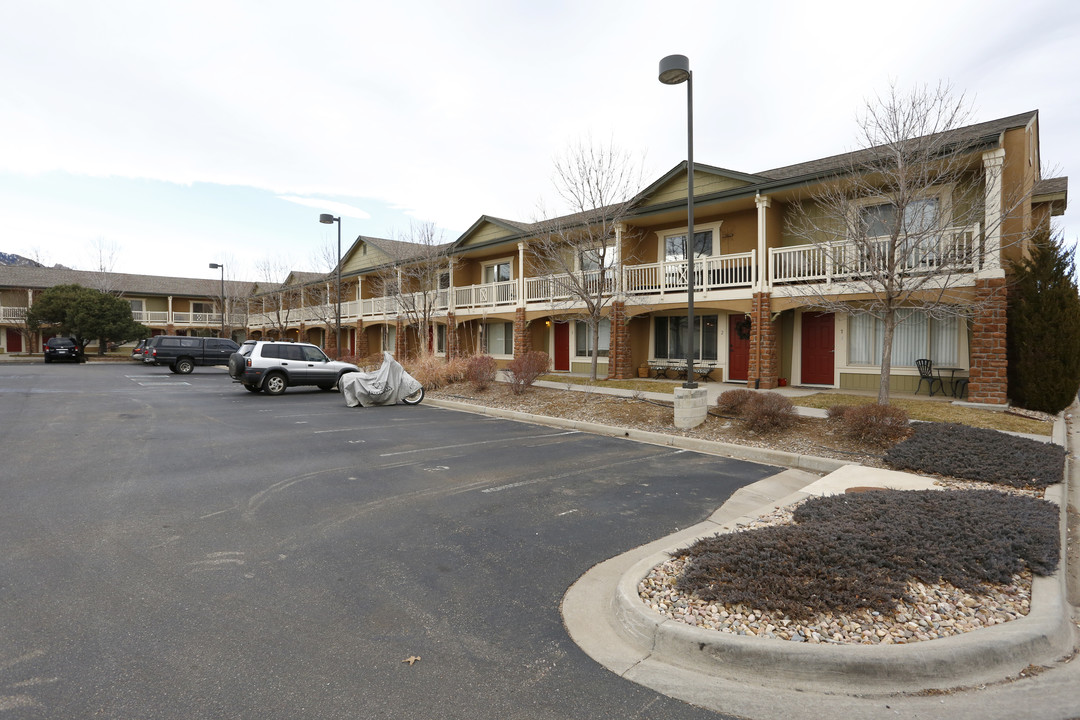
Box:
left=0, top=265, right=255, bottom=296
left=753, top=110, right=1038, bottom=183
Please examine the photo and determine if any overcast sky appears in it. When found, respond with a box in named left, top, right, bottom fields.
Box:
left=1, top=0, right=1077, bottom=283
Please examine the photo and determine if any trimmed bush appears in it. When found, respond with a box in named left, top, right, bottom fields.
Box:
left=837, top=403, right=911, bottom=446
left=716, top=389, right=756, bottom=415
left=885, top=422, right=1065, bottom=489
left=408, top=354, right=449, bottom=390
left=673, top=489, right=1059, bottom=620
left=443, top=355, right=470, bottom=384
left=505, top=351, right=550, bottom=395
left=742, top=392, right=797, bottom=434
left=466, top=354, right=498, bottom=391
left=826, top=404, right=852, bottom=421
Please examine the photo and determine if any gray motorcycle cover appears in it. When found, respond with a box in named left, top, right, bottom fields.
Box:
left=341, top=352, right=423, bottom=407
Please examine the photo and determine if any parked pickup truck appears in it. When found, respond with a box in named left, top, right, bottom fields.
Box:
left=143, top=335, right=240, bottom=374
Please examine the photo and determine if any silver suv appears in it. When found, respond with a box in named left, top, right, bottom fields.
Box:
left=228, top=340, right=359, bottom=395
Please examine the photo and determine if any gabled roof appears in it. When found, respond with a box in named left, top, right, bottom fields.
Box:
left=1034, top=176, right=1068, bottom=216
left=632, top=162, right=768, bottom=206
left=0, top=265, right=255, bottom=296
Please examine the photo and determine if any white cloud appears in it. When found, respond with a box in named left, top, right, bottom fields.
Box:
left=276, top=197, right=371, bottom=221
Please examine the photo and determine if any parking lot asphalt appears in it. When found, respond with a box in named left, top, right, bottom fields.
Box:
left=0, top=363, right=779, bottom=719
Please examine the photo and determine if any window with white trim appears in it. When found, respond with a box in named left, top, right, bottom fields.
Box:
left=664, top=229, right=713, bottom=262
left=482, top=259, right=512, bottom=284
left=575, top=319, right=610, bottom=358
left=435, top=324, right=447, bottom=354
left=848, top=310, right=959, bottom=367
left=653, top=315, right=719, bottom=361
left=484, top=321, right=513, bottom=356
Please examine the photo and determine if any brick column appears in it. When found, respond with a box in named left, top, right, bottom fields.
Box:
left=355, top=319, right=368, bottom=359
left=446, top=313, right=459, bottom=359
left=513, top=308, right=530, bottom=358
left=748, top=292, right=779, bottom=389
left=394, top=317, right=405, bottom=361
left=968, top=277, right=1008, bottom=404
left=607, top=302, right=633, bottom=379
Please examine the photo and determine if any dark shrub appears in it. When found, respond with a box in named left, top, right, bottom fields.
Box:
left=885, top=422, right=1065, bottom=489
left=505, top=351, right=550, bottom=395
left=1007, top=229, right=1080, bottom=414
left=466, top=354, right=498, bottom=391
left=716, top=388, right=756, bottom=414
left=742, top=392, right=797, bottom=434
left=673, top=489, right=1059, bottom=620
left=838, top=403, right=911, bottom=446
left=826, top=404, right=852, bottom=421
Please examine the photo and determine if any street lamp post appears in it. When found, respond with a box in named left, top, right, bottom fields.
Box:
left=659, top=54, right=697, bottom=389
left=208, top=262, right=225, bottom=337
left=319, top=213, right=342, bottom=357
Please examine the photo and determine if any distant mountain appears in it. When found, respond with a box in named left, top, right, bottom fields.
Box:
left=0, top=252, right=45, bottom=268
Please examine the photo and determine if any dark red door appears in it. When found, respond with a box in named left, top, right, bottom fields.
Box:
left=5, top=328, right=22, bottom=353
left=728, top=315, right=750, bottom=382
left=801, top=312, right=835, bottom=385
left=553, top=322, right=570, bottom=371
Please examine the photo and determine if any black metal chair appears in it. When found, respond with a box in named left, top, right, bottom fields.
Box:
left=915, top=359, right=943, bottom=397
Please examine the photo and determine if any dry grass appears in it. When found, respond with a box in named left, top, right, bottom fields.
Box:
left=535, top=376, right=1053, bottom=437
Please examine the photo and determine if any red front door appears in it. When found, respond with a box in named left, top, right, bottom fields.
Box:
left=5, top=328, right=22, bottom=353
left=553, top=322, right=570, bottom=372
left=801, top=312, right=835, bottom=385
left=728, top=315, right=750, bottom=382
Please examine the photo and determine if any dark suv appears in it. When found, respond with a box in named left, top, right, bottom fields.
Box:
left=44, top=337, right=84, bottom=363
left=144, top=335, right=240, bottom=374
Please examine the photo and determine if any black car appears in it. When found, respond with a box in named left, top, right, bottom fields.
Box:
left=44, top=337, right=84, bottom=363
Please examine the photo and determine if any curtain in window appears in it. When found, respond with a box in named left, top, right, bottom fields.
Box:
left=486, top=322, right=512, bottom=355
left=653, top=315, right=717, bottom=360
left=848, top=310, right=958, bottom=367
left=576, top=319, right=610, bottom=357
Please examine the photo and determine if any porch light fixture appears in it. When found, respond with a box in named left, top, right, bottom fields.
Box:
left=659, top=54, right=697, bottom=388
left=319, top=213, right=342, bottom=357
left=208, top=262, right=225, bottom=336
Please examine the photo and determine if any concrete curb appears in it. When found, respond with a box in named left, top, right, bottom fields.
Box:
left=425, top=397, right=847, bottom=473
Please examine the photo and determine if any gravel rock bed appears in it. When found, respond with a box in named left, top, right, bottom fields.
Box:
left=638, top=497, right=1034, bottom=645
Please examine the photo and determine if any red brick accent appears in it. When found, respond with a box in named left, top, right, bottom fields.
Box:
left=355, top=319, right=368, bottom=359
left=607, top=302, right=633, bottom=379
left=968, top=277, right=1008, bottom=404
left=513, top=308, right=530, bottom=358
left=748, top=292, right=779, bottom=389
left=394, top=317, right=405, bottom=361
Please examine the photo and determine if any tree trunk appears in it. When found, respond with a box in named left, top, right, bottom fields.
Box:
left=878, top=311, right=896, bottom=404
left=590, top=320, right=600, bottom=381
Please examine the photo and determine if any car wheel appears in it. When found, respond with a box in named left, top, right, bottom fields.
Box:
left=168, top=364, right=180, bottom=373
left=317, top=383, right=335, bottom=391
left=175, top=358, right=195, bottom=374
left=243, top=383, right=262, bottom=393
left=227, top=352, right=245, bottom=379
left=402, top=387, right=425, bottom=405
left=44, top=356, right=52, bottom=364
left=263, top=373, right=288, bottom=395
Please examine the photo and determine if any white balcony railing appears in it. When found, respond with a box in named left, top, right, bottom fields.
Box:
left=769, top=225, right=980, bottom=285
left=623, top=251, right=756, bottom=297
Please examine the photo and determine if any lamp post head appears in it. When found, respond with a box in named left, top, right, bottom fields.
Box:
left=319, top=213, right=338, bottom=225
left=658, top=54, right=690, bottom=85
left=209, top=263, right=222, bottom=270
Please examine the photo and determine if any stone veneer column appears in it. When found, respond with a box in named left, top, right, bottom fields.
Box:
left=968, top=277, right=1008, bottom=404
left=446, top=313, right=458, bottom=359
left=513, top=308, right=530, bottom=358
left=355, top=319, right=368, bottom=358
left=748, top=292, right=779, bottom=389
left=394, top=317, right=405, bottom=361
left=607, top=302, right=632, bottom=380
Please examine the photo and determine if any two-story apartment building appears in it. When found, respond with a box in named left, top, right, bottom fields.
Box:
left=0, top=266, right=252, bottom=351
left=245, top=109, right=1065, bottom=405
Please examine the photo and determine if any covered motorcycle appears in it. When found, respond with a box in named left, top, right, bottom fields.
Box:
left=341, top=352, right=425, bottom=407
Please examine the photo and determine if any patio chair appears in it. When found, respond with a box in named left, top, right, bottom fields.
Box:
left=914, top=359, right=943, bottom=397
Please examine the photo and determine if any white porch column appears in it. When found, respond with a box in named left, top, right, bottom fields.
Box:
left=517, top=241, right=526, bottom=308
left=755, top=193, right=771, bottom=291
left=980, top=148, right=1006, bottom=278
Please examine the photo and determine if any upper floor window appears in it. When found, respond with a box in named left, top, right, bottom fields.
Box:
left=192, top=302, right=214, bottom=314
left=859, top=198, right=939, bottom=238
left=129, top=299, right=144, bottom=312
left=579, top=247, right=615, bottom=272
left=664, top=229, right=713, bottom=262
left=483, top=260, right=512, bottom=284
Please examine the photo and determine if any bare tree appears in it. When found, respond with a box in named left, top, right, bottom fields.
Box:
left=253, top=257, right=302, bottom=340
left=380, top=222, right=451, bottom=357
left=85, top=237, right=122, bottom=294
left=783, top=82, right=1034, bottom=403
left=529, top=139, right=644, bottom=380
